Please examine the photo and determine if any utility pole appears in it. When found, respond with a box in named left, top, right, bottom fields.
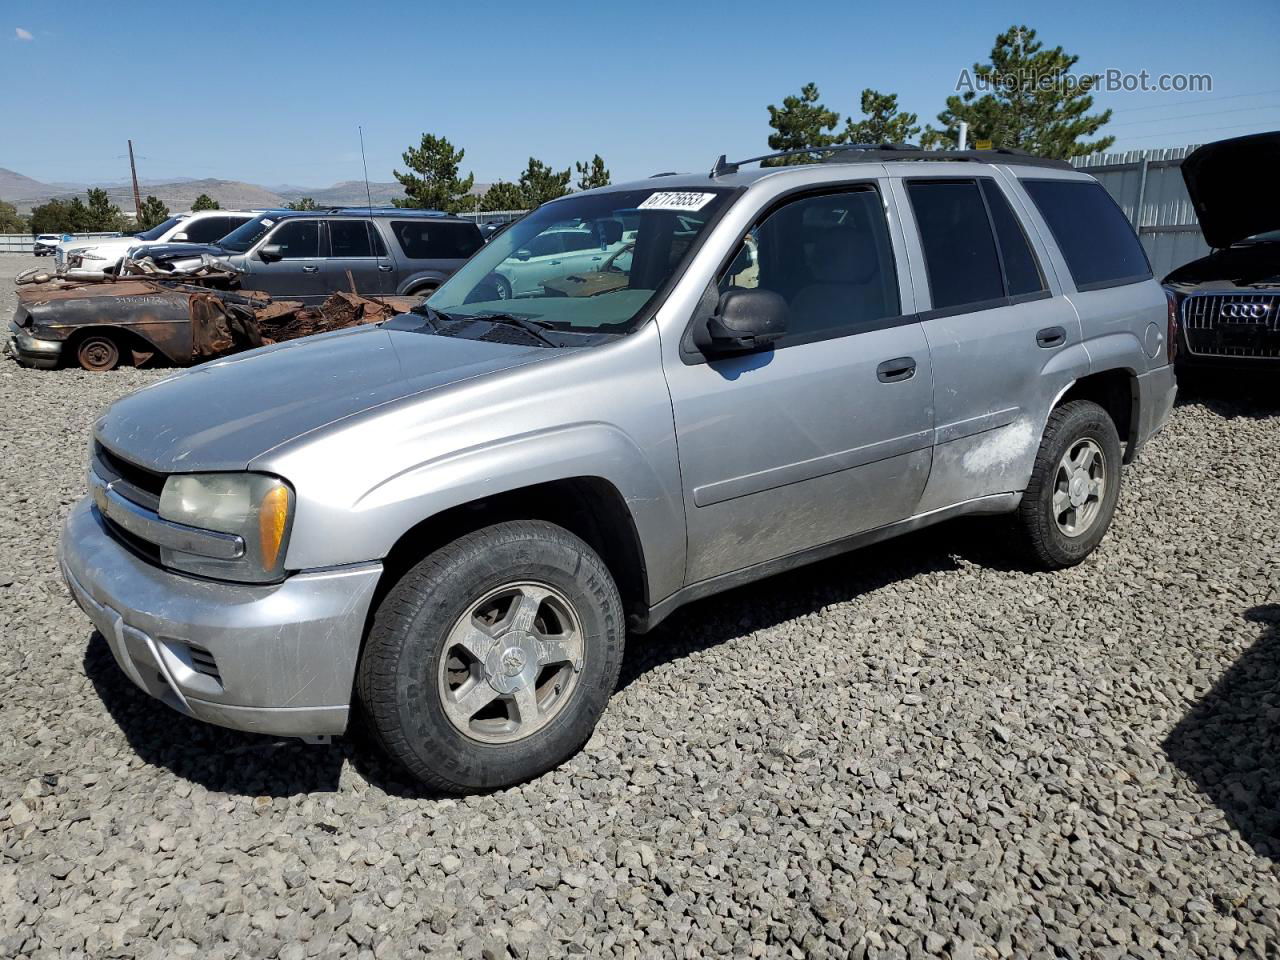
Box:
left=127, top=139, right=143, bottom=218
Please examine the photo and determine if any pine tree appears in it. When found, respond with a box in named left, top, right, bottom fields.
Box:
left=843, top=90, right=921, bottom=145
left=923, top=25, right=1114, bottom=158
left=392, top=134, right=476, bottom=213
left=136, top=196, right=171, bottom=231
left=191, top=193, right=220, bottom=211
left=518, top=158, right=572, bottom=207
left=575, top=155, right=611, bottom=191
left=763, top=83, right=842, bottom=165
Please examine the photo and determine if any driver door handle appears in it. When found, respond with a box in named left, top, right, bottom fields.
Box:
left=302, top=265, right=320, bottom=273
left=876, top=357, right=916, bottom=383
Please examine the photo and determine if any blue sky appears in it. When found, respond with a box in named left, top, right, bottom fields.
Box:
left=2, top=0, right=1278, bottom=188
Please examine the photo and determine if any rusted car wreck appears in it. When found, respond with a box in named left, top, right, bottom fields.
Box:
left=7, top=258, right=417, bottom=371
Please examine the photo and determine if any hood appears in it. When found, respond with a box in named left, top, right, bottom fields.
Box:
left=138, top=242, right=228, bottom=262
left=96, top=325, right=555, bottom=473
left=1181, top=131, right=1280, bottom=249
left=63, top=236, right=137, bottom=254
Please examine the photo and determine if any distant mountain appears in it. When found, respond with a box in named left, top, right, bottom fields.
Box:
left=275, top=180, right=406, bottom=207
left=2, top=167, right=497, bottom=213
left=0, top=168, right=56, bottom=202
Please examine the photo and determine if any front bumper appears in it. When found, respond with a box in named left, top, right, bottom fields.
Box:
left=59, top=498, right=382, bottom=737
left=6, top=321, right=63, bottom=369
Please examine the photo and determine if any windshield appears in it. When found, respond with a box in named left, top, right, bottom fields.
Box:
left=134, top=216, right=184, bottom=242
left=427, top=187, right=733, bottom=334
left=218, top=215, right=279, bottom=253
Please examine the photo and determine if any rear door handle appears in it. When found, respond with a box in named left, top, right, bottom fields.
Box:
left=302, top=265, right=320, bottom=274
left=876, top=357, right=916, bottom=383
left=1036, top=326, right=1066, bottom=348
left=377, top=264, right=393, bottom=272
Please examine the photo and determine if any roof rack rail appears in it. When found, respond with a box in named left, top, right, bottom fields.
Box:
left=710, top=143, right=1072, bottom=176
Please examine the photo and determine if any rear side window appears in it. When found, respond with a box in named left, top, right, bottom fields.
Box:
left=1022, top=179, right=1151, bottom=290
left=184, top=217, right=234, bottom=243
left=907, top=180, right=1004, bottom=310
left=391, top=221, right=483, bottom=260
left=329, top=219, right=377, bottom=257
left=980, top=180, right=1046, bottom=297
left=267, top=220, right=320, bottom=259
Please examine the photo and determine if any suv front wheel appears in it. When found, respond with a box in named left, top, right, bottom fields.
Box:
left=357, top=520, right=625, bottom=793
left=1016, top=400, right=1123, bottom=569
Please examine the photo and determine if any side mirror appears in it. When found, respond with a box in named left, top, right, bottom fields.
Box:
left=258, top=244, right=284, bottom=262
left=514, top=249, right=532, bottom=261
left=695, top=288, right=789, bottom=355
left=172, top=232, right=189, bottom=242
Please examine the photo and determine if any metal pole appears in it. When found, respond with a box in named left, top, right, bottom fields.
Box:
left=127, top=140, right=143, bottom=219
left=1133, top=157, right=1150, bottom=229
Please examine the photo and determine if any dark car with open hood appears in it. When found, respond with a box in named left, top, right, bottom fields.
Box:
left=1164, top=131, right=1280, bottom=369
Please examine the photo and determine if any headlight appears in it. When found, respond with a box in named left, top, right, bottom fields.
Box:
left=158, top=473, right=294, bottom=582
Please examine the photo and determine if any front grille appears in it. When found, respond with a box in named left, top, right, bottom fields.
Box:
left=92, top=442, right=166, bottom=562
left=1181, top=292, right=1280, bottom=359
left=94, top=442, right=165, bottom=504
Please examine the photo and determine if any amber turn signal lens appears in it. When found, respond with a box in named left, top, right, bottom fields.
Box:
left=258, top=485, right=290, bottom=570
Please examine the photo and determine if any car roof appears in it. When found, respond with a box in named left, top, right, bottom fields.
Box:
left=572, top=147, right=1088, bottom=198
left=259, top=207, right=472, bottom=222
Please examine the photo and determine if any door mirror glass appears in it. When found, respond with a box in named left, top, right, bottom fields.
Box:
left=696, top=288, right=789, bottom=355
left=258, top=244, right=284, bottom=262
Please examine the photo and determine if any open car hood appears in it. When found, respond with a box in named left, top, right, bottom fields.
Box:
left=1181, top=131, right=1280, bottom=249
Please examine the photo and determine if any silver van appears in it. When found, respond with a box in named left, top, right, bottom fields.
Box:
left=60, top=146, right=1177, bottom=792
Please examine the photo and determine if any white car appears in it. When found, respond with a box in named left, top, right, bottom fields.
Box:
left=56, top=210, right=259, bottom=277
left=33, top=234, right=63, bottom=257
left=495, top=224, right=628, bottom=298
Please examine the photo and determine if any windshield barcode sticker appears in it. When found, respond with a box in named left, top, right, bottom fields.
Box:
left=638, top=191, right=716, bottom=212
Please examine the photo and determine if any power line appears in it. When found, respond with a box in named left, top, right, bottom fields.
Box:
left=1105, top=87, right=1280, bottom=115
left=1107, top=103, right=1280, bottom=129
left=1117, top=120, right=1277, bottom=143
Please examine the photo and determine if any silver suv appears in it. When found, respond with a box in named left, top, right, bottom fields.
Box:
left=60, top=146, right=1177, bottom=792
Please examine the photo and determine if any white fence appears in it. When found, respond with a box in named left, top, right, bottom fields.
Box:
left=0, top=232, right=122, bottom=254
left=1072, top=146, right=1207, bottom=279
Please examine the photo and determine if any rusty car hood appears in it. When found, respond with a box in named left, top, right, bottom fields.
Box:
left=95, top=324, right=556, bottom=473
left=1181, top=131, right=1280, bottom=249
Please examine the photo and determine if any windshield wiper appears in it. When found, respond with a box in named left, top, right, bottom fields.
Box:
left=409, top=303, right=457, bottom=333
left=465, top=312, right=560, bottom=347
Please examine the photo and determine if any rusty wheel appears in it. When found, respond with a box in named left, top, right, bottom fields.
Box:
left=76, top=336, right=120, bottom=372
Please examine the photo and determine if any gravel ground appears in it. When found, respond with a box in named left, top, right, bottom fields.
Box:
left=2, top=252, right=1278, bottom=958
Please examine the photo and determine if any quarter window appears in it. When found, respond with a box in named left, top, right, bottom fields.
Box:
left=1022, top=179, right=1151, bottom=290
left=391, top=221, right=483, bottom=260
left=720, top=187, right=901, bottom=340
left=980, top=180, right=1046, bottom=297
left=907, top=180, right=1005, bottom=310
left=267, top=220, right=320, bottom=259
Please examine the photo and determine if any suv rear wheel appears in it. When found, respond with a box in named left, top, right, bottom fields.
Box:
left=1016, top=400, right=1122, bottom=569
left=356, top=520, right=625, bottom=792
